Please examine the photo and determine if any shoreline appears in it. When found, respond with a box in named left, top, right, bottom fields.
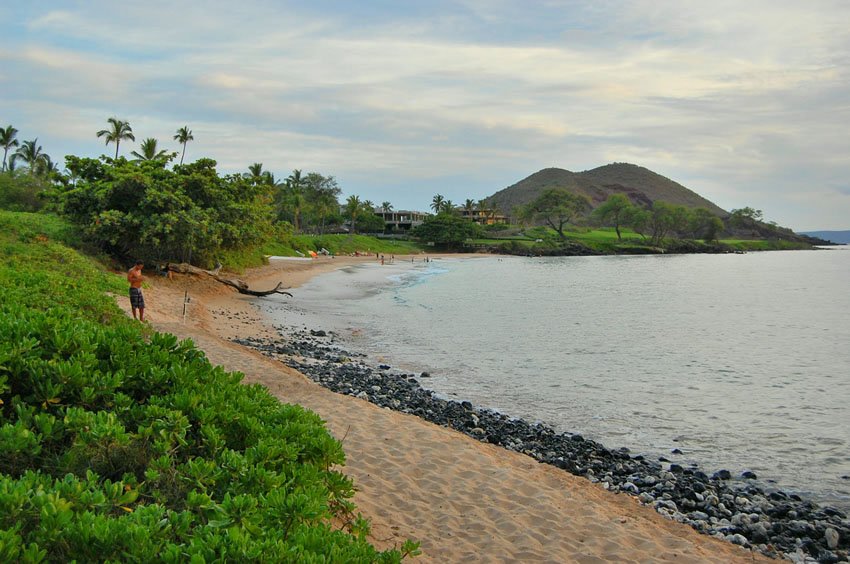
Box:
left=126, top=256, right=845, bottom=562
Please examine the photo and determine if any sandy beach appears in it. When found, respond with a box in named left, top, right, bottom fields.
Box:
left=119, top=255, right=771, bottom=562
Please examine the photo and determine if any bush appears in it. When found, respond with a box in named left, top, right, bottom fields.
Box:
left=0, top=211, right=416, bottom=562
left=0, top=173, right=50, bottom=212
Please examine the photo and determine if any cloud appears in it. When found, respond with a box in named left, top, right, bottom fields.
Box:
left=3, top=1, right=850, bottom=228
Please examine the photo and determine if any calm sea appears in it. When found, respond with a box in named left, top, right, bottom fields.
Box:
left=263, top=248, right=850, bottom=508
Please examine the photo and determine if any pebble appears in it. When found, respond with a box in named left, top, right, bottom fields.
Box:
left=825, top=528, right=840, bottom=550
left=233, top=331, right=850, bottom=563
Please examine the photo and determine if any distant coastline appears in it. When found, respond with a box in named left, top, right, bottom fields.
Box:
left=800, top=230, right=850, bottom=244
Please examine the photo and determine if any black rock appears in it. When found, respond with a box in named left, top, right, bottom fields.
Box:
left=671, top=448, right=683, bottom=454
left=231, top=330, right=850, bottom=564
left=713, top=469, right=732, bottom=480
left=420, top=371, right=431, bottom=377
left=310, top=329, right=327, bottom=336
left=742, top=471, right=758, bottom=480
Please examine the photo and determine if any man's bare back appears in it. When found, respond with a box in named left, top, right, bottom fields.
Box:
left=128, top=261, right=145, bottom=320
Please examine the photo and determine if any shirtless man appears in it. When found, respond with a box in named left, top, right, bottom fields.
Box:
left=127, top=260, right=145, bottom=321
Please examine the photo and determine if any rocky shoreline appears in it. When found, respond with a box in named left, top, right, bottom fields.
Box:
left=234, top=329, right=849, bottom=563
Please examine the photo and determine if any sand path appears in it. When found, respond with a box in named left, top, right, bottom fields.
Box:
left=125, top=257, right=770, bottom=562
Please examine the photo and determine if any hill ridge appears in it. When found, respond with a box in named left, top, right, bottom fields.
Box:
left=487, top=163, right=727, bottom=217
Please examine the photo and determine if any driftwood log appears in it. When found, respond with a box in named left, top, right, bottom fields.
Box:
left=166, top=263, right=293, bottom=298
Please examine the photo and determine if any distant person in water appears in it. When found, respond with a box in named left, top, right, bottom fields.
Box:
left=127, top=260, right=145, bottom=321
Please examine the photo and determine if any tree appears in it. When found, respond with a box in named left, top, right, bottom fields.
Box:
left=645, top=201, right=689, bottom=245
left=463, top=198, right=476, bottom=218
left=628, top=208, right=650, bottom=239
left=687, top=208, right=725, bottom=242
left=357, top=206, right=387, bottom=233
left=131, top=138, right=171, bottom=161
left=59, top=156, right=276, bottom=266
left=247, top=163, right=265, bottom=180
left=345, top=195, right=362, bottom=234
left=592, top=193, right=634, bottom=240
left=13, top=139, right=50, bottom=175
left=96, top=117, right=135, bottom=159
left=0, top=169, right=51, bottom=211
left=521, top=188, right=589, bottom=240
left=39, top=155, right=60, bottom=179
left=173, top=126, right=194, bottom=165
left=431, top=194, right=444, bottom=213
left=313, top=191, right=340, bottom=234
left=281, top=169, right=307, bottom=232
left=301, top=172, right=341, bottom=234
left=381, top=201, right=393, bottom=213
left=440, top=199, right=456, bottom=214
left=1, top=125, right=19, bottom=172
left=729, top=207, right=763, bottom=233
left=411, top=213, right=482, bottom=249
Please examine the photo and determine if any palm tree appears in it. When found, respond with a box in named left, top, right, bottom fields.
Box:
left=441, top=199, right=455, bottom=214
left=283, top=170, right=306, bottom=231
left=345, top=195, right=362, bottom=234
left=463, top=198, right=476, bottom=220
left=14, top=139, right=47, bottom=172
left=173, top=126, right=194, bottom=165
left=97, top=117, right=135, bottom=159
left=1, top=125, right=19, bottom=172
left=381, top=201, right=393, bottom=213
left=315, top=192, right=336, bottom=235
left=130, top=138, right=169, bottom=161
left=431, top=194, right=444, bottom=213
left=38, top=155, right=60, bottom=179
left=247, top=163, right=265, bottom=179
left=287, top=169, right=304, bottom=187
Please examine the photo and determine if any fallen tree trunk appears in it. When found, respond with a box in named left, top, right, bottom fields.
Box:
left=213, top=278, right=293, bottom=297
left=166, top=263, right=292, bottom=298
left=166, top=263, right=222, bottom=276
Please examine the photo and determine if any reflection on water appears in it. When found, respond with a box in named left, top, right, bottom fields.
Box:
left=264, top=249, right=850, bottom=508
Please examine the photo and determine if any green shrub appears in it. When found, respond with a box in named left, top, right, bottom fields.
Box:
left=0, top=173, right=50, bottom=213
left=0, top=211, right=417, bottom=562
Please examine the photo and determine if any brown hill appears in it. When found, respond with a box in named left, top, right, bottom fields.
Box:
left=487, top=163, right=727, bottom=218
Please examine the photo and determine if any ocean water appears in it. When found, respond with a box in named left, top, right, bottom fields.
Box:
left=262, top=248, right=850, bottom=508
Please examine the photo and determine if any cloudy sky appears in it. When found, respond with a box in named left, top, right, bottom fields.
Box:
left=2, top=1, right=849, bottom=230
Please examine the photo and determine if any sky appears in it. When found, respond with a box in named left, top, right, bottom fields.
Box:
left=2, top=1, right=849, bottom=231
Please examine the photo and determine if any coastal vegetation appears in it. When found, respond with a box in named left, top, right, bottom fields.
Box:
left=0, top=209, right=418, bottom=561
left=0, top=119, right=823, bottom=264
left=0, top=120, right=425, bottom=271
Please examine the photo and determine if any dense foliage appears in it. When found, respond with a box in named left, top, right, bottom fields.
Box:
left=0, top=211, right=415, bottom=562
left=410, top=213, right=483, bottom=248
left=0, top=173, right=52, bottom=213
left=59, top=156, right=277, bottom=267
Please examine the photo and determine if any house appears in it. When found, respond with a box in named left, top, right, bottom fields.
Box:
left=374, top=209, right=430, bottom=232
left=458, top=208, right=509, bottom=225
